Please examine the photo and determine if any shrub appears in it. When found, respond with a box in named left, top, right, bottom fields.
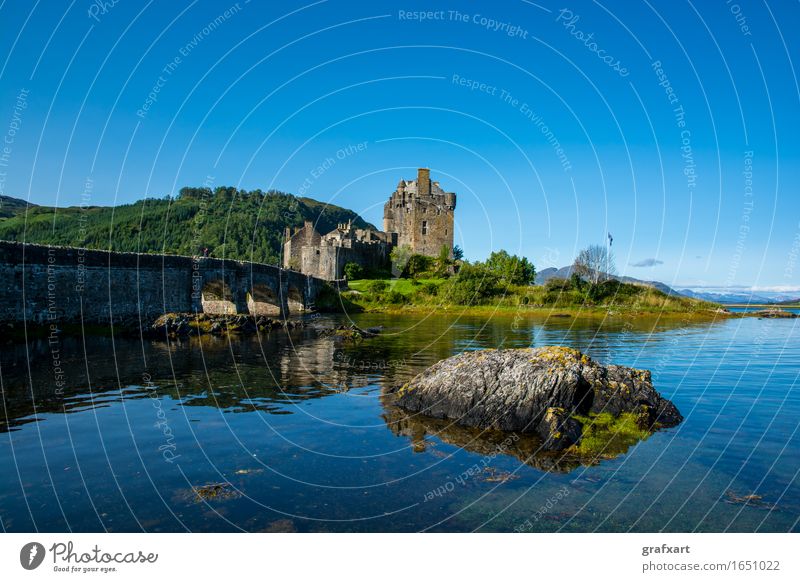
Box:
left=420, top=282, right=439, bottom=296
left=313, top=284, right=363, bottom=313
left=441, top=263, right=500, bottom=305
left=544, top=277, right=572, bottom=291
left=365, top=280, right=389, bottom=294
left=403, top=254, right=435, bottom=278
left=385, top=290, right=409, bottom=305
left=344, top=262, right=364, bottom=280
left=587, top=279, right=624, bottom=302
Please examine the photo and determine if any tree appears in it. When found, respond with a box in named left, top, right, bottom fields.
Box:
left=482, top=250, right=536, bottom=286
left=435, top=244, right=452, bottom=277
left=0, top=186, right=368, bottom=266
left=573, top=244, right=616, bottom=284
left=390, top=244, right=413, bottom=277
left=441, top=263, right=499, bottom=304
left=452, top=245, right=464, bottom=261
left=569, top=272, right=585, bottom=291
left=344, top=262, right=364, bottom=280
left=403, top=254, right=434, bottom=278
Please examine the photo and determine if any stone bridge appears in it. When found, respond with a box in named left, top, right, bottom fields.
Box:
left=0, top=241, right=327, bottom=324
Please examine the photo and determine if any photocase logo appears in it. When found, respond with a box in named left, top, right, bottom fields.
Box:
left=20, top=542, right=46, bottom=570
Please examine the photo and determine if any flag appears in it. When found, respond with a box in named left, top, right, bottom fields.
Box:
left=608, top=233, right=613, bottom=246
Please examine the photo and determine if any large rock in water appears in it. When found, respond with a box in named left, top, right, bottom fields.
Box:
left=389, top=347, right=682, bottom=451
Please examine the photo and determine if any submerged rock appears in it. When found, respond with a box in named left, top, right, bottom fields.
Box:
left=722, top=490, right=776, bottom=510
left=317, top=324, right=382, bottom=342
left=191, top=482, right=240, bottom=502
left=388, top=347, right=682, bottom=452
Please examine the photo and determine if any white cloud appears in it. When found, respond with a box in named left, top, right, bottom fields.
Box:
left=630, top=258, right=664, bottom=267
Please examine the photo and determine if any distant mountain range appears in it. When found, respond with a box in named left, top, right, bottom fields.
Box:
left=535, top=265, right=683, bottom=296
left=677, top=288, right=800, bottom=305
left=0, top=188, right=371, bottom=265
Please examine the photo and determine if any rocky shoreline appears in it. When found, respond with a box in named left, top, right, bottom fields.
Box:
left=145, top=313, right=304, bottom=339
left=2, top=314, right=389, bottom=343
left=751, top=308, right=798, bottom=319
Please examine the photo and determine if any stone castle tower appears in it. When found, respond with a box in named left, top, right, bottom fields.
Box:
left=383, top=168, right=457, bottom=257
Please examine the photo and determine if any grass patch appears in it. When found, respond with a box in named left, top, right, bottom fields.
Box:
left=344, top=277, right=719, bottom=317
left=344, top=278, right=447, bottom=307
left=569, top=412, right=651, bottom=458
left=348, top=278, right=445, bottom=295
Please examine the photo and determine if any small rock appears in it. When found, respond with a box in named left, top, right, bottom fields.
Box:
left=723, top=490, right=776, bottom=510
left=192, top=482, right=240, bottom=502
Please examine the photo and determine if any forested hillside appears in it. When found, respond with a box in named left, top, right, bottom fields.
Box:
left=0, top=187, right=371, bottom=265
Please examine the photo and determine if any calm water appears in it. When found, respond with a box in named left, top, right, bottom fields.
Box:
left=1, top=312, right=798, bottom=532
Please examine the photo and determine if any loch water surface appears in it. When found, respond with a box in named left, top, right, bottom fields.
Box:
left=1, top=312, right=798, bottom=532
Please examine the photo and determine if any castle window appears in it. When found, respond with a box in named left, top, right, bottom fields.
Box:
left=421, top=221, right=428, bottom=235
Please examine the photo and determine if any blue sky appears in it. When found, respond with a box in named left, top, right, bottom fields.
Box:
left=0, top=0, right=798, bottom=289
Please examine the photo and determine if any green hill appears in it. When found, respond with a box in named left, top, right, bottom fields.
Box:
left=0, top=186, right=372, bottom=265
left=0, top=195, right=34, bottom=218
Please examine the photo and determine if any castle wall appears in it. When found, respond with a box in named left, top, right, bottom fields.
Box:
left=301, top=241, right=390, bottom=280
left=300, top=246, right=324, bottom=280
left=283, top=221, right=321, bottom=270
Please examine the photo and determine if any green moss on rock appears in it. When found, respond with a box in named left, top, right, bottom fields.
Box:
left=568, top=411, right=651, bottom=458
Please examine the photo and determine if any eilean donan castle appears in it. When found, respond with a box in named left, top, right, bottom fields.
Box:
left=283, top=168, right=456, bottom=280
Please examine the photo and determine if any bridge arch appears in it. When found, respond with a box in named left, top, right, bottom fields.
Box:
left=285, top=283, right=305, bottom=315
left=247, top=283, right=282, bottom=316
left=200, top=278, right=237, bottom=314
